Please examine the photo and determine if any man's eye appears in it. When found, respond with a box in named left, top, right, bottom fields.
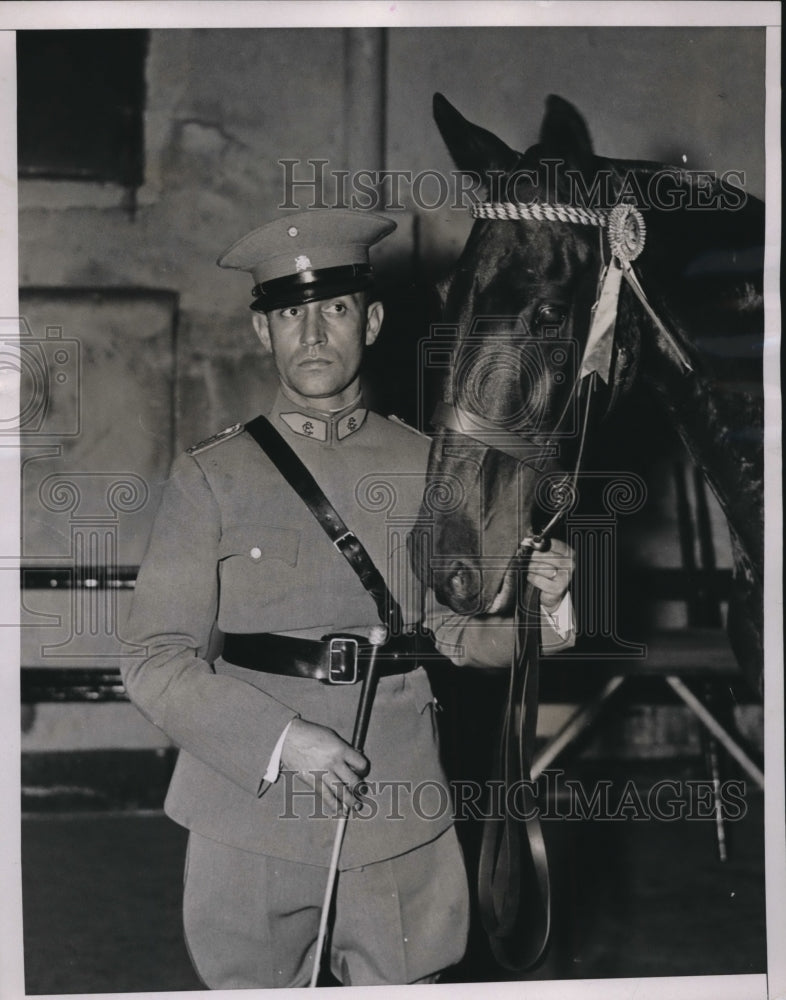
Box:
left=330, top=302, right=347, bottom=313
left=281, top=307, right=300, bottom=318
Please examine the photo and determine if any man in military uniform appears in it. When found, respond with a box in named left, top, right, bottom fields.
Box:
left=122, top=209, right=574, bottom=988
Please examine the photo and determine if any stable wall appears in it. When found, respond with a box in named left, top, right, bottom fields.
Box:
left=19, top=27, right=766, bottom=438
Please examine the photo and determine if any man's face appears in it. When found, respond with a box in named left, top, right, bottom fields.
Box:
left=254, top=293, right=383, bottom=411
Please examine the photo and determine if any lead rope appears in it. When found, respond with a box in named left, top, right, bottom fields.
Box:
left=478, top=576, right=551, bottom=969
left=475, top=286, right=602, bottom=970
left=476, top=377, right=593, bottom=971
left=524, top=368, right=596, bottom=549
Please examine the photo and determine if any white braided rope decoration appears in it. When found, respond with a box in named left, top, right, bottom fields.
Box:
left=472, top=201, right=649, bottom=265
left=471, top=201, right=608, bottom=227
left=468, top=201, right=693, bottom=371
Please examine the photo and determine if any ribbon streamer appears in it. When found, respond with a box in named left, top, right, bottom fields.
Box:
left=620, top=262, right=694, bottom=373
left=580, top=259, right=624, bottom=383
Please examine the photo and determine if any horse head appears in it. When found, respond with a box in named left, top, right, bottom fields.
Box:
left=411, top=94, right=764, bottom=691
left=411, top=94, right=641, bottom=616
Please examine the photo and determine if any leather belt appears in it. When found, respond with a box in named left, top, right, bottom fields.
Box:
left=222, top=631, right=428, bottom=685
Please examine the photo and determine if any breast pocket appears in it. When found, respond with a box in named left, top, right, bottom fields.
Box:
left=218, top=523, right=300, bottom=568
left=217, top=524, right=302, bottom=626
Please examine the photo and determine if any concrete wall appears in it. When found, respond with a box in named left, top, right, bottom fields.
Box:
left=18, top=26, right=765, bottom=756
left=387, top=26, right=765, bottom=272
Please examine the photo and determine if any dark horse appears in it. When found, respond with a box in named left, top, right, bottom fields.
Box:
left=411, top=94, right=764, bottom=701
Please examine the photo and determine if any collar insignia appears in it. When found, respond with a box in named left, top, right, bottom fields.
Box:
left=279, top=406, right=368, bottom=444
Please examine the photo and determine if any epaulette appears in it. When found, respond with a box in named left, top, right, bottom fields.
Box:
left=186, top=423, right=244, bottom=455
left=387, top=414, right=431, bottom=439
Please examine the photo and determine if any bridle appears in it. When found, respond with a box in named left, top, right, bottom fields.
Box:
left=434, top=198, right=693, bottom=550
left=431, top=371, right=594, bottom=551
left=472, top=201, right=693, bottom=375
left=429, top=197, right=693, bottom=971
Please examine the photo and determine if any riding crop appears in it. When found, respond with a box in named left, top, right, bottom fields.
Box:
left=308, top=623, right=388, bottom=987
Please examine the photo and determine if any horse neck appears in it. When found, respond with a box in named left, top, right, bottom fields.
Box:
left=627, top=218, right=764, bottom=579
left=645, top=355, right=762, bottom=570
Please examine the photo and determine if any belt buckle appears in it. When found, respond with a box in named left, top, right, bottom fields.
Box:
left=328, top=636, right=359, bottom=684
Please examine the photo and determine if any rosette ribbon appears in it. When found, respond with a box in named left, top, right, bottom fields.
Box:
left=582, top=204, right=692, bottom=380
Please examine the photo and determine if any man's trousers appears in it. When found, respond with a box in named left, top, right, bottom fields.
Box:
left=182, top=824, right=470, bottom=988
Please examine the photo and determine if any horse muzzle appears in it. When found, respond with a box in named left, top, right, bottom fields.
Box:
left=434, top=554, right=525, bottom=617
left=434, top=558, right=484, bottom=615
left=435, top=558, right=483, bottom=615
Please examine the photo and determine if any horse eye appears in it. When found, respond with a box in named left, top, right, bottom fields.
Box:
left=535, top=304, right=567, bottom=329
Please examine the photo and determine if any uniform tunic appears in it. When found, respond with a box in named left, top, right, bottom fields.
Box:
left=123, top=390, right=455, bottom=870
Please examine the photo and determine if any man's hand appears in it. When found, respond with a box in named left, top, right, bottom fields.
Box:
left=526, top=538, right=575, bottom=613
left=280, top=718, right=369, bottom=815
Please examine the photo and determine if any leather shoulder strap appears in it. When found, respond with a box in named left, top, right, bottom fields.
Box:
left=245, top=415, right=403, bottom=636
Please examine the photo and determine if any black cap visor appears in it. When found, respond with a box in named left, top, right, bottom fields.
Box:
left=250, top=264, right=374, bottom=312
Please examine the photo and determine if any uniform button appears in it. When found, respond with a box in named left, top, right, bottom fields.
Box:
left=287, top=226, right=298, bottom=237
left=250, top=547, right=262, bottom=560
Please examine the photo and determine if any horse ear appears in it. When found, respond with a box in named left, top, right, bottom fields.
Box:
left=433, top=92, right=519, bottom=182
left=538, top=94, right=595, bottom=174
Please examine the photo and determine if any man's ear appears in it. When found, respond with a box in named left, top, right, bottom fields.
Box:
left=252, top=311, right=272, bottom=353
left=365, top=300, right=384, bottom=347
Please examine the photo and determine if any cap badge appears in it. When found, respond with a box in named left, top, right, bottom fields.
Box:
left=295, top=255, right=313, bottom=272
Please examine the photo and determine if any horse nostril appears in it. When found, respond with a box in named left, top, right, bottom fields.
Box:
left=446, top=561, right=481, bottom=603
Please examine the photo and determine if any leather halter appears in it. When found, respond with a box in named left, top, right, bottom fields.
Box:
left=432, top=362, right=597, bottom=547
left=431, top=400, right=557, bottom=463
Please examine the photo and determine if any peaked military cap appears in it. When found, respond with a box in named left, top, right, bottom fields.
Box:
left=217, top=208, right=396, bottom=311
